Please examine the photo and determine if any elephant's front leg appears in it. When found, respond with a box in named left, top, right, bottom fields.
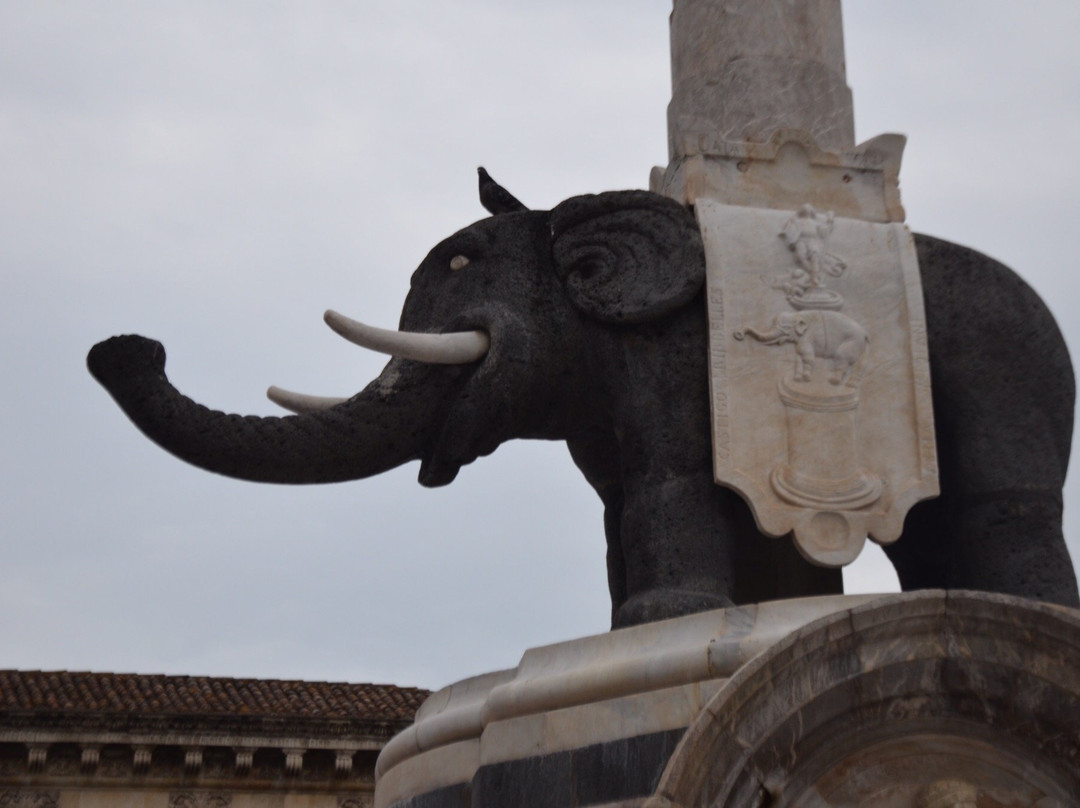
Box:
left=613, top=469, right=739, bottom=628
left=795, top=341, right=814, bottom=381
left=567, top=433, right=629, bottom=624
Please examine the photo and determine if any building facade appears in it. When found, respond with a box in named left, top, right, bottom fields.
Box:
left=0, top=670, right=428, bottom=808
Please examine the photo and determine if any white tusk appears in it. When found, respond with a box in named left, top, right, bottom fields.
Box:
left=324, top=310, right=490, bottom=365
left=267, top=385, right=347, bottom=414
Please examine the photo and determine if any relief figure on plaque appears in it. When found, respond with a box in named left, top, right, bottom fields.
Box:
left=777, top=203, right=847, bottom=308
left=734, top=204, right=881, bottom=512
left=734, top=309, right=868, bottom=387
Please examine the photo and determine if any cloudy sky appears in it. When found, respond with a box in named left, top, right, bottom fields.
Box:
left=2, top=2, right=1078, bottom=691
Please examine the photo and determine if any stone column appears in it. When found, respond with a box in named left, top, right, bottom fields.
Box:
left=667, top=0, right=854, bottom=156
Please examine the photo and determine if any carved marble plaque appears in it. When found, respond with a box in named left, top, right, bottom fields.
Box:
left=698, top=199, right=938, bottom=566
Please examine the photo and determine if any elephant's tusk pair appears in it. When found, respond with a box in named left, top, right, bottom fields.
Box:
left=267, top=311, right=491, bottom=414
left=323, top=310, right=490, bottom=364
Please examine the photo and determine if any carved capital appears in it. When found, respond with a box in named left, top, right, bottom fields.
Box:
left=132, top=746, right=153, bottom=774
left=917, top=780, right=978, bottom=808
left=233, top=747, right=254, bottom=776
left=335, top=750, right=354, bottom=776
left=283, top=748, right=305, bottom=776
left=337, top=797, right=372, bottom=808
left=25, top=745, right=47, bottom=773
left=169, top=792, right=231, bottom=808
left=0, top=791, right=60, bottom=808
left=183, top=748, right=203, bottom=775
left=79, top=744, right=101, bottom=773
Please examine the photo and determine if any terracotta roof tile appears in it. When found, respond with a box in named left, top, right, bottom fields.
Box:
left=0, top=670, right=429, bottom=723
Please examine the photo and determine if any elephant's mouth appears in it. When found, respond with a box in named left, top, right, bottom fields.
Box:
left=414, top=305, right=532, bottom=487
left=269, top=308, right=494, bottom=415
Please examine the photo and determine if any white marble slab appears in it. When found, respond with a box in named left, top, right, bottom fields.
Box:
left=698, top=199, right=938, bottom=566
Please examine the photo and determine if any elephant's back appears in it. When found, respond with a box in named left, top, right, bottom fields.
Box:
left=914, top=233, right=1074, bottom=487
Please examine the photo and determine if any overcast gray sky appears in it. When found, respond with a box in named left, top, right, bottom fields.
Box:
left=2, top=2, right=1078, bottom=690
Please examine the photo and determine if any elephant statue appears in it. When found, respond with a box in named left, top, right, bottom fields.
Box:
left=735, top=310, right=869, bottom=386
left=88, top=179, right=1079, bottom=627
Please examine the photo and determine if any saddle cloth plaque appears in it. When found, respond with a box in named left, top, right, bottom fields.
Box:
left=697, top=199, right=939, bottom=566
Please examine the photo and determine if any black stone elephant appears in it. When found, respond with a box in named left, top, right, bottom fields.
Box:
left=88, top=184, right=1079, bottom=627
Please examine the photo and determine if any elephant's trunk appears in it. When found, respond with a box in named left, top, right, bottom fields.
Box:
left=88, top=335, right=456, bottom=484
left=734, top=325, right=788, bottom=345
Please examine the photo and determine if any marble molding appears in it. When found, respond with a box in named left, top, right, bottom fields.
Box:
left=374, top=592, right=1080, bottom=808
left=698, top=199, right=938, bottom=567
left=651, top=129, right=907, bottom=224
left=374, top=595, right=883, bottom=807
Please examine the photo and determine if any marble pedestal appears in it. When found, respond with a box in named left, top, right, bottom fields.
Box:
left=374, top=592, right=1080, bottom=808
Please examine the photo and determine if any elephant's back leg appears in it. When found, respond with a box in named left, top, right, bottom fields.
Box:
left=616, top=466, right=843, bottom=617
left=887, top=487, right=1075, bottom=606
left=896, top=235, right=1079, bottom=606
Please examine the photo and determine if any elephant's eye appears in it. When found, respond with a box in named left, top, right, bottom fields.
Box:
left=449, top=255, right=470, bottom=271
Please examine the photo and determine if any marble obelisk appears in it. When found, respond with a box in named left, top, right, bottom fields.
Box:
left=653, top=0, right=905, bottom=223
left=667, top=0, right=854, bottom=154
left=654, top=0, right=939, bottom=567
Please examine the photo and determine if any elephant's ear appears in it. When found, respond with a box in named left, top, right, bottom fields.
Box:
left=550, top=190, right=705, bottom=324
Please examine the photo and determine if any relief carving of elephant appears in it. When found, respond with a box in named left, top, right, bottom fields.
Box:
left=88, top=181, right=1079, bottom=627
left=735, top=309, right=869, bottom=386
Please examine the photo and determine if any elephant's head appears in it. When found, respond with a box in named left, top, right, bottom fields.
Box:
left=88, top=180, right=705, bottom=491
left=734, top=311, right=806, bottom=345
